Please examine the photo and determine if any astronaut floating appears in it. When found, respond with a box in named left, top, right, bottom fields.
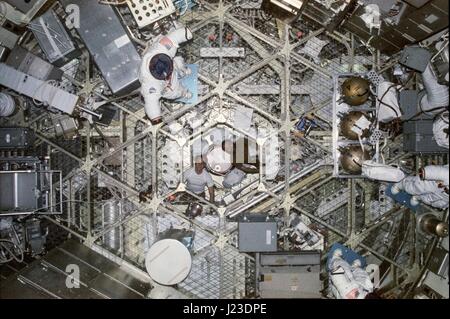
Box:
left=392, top=164, right=449, bottom=209
left=328, top=249, right=374, bottom=299
left=139, top=25, right=193, bottom=124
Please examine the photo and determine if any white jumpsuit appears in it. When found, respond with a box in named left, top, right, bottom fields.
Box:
left=139, top=27, right=193, bottom=122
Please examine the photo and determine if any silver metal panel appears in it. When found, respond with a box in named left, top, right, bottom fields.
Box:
left=238, top=219, right=277, bottom=252
left=6, top=46, right=63, bottom=80
left=48, top=241, right=149, bottom=298
left=42, top=248, right=102, bottom=283
left=423, top=270, right=449, bottom=298
left=258, top=252, right=321, bottom=298
left=259, top=267, right=321, bottom=298
left=236, top=84, right=311, bottom=95
left=58, top=241, right=116, bottom=273
left=0, top=276, right=54, bottom=299
left=200, top=47, right=246, bottom=58
left=260, top=252, right=321, bottom=266
left=399, top=46, right=432, bottom=73
left=59, top=0, right=141, bottom=95
left=103, top=267, right=150, bottom=297
left=4, top=0, right=40, bottom=13
left=0, top=240, right=150, bottom=299
left=0, top=63, right=78, bottom=114
left=127, top=0, right=176, bottom=29
left=44, top=244, right=149, bottom=296
left=0, top=172, right=37, bottom=211
left=19, top=263, right=101, bottom=299
left=428, top=247, right=449, bottom=277
left=403, top=119, right=447, bottom=153
left=0, top=26, right=19, bottom=49
left=89, top=273, right=144, bottom=299
left=30, top=9, right=80, bottom=66
left=236, top=0, right=263, bottom=9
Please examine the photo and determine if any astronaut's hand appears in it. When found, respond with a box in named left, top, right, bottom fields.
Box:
left=150, top=117, right=162, bottom=125
left=183, top=67, right=192, bottom=77
left=182, top=90, right=193, bottom=100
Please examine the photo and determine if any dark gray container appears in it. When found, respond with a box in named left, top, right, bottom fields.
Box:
left=59, top=0, right=142, bottom=96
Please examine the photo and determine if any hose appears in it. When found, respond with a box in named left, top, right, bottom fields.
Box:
left=0, top=239, right=24, bottom=264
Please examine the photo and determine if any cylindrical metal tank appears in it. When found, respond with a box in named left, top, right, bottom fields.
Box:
left=145, top=228, right=194, bottom=286
left=0, top=92, right=16, bottom=117
left=102, top=201, right=122, bottom=251
left=340, top=146, right=371, bottom=174
left=418, top=214, right=449, bottom=238
left=340, top=111, right=371, bottom=140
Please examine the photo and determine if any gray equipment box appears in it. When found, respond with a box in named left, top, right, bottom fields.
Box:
left=6, top=46, right=63, bottom=81
left=399, top=90, right=420, bottom=120
left=258, top=251, right=321, bottom=298
left=399, top=46, right=432, bottom=73
left=0, top=172, right=38, bottom=212
left=30, top=9, right=81, bottom=67
left=0, top=63, right=78, bottom=114
left=401, top=90, right=445, bottom=154
left=0, top=128, right=35, bottom=149
left=59, top=0, right=142, bottom=96
left=403, top=119, right=447, bottom=153
left=403, top=0, right=432, bottom=8
left=0, top=26, right=19, bottom=50
left=238, top=214, right=277, bottom=252
left=3, top=0, right=38, bottom=13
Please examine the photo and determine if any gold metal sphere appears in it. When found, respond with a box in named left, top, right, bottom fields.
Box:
left=340, top=111, right=371, bottom=140
left=340, top=146, right=371, bottom=174
left=341, top=77, right=370, bottom=106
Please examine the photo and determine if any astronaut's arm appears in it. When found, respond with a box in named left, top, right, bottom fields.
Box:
left=167, top=27, right=193, bottom=47
left=141, top=83, right=163, bottom=123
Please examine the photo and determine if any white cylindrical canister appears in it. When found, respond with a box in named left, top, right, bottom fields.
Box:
left=0, top=92, right=16, bottom=117
left=145, top=229, right=193, bottom=286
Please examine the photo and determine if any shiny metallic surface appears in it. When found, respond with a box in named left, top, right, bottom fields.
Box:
left=339, top=111, right=371, bottom=140
left=102, top=201, right=122, bottom=252
left=185, top=202, right=203, bottom=218
left=420, top=214, right=449, bottom=238
left=339, top=146, right=371, bottom=174
left=341, top=77, right=371, bottom=106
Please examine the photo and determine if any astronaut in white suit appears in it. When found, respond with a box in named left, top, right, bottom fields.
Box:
left=139, top=26, right=193, bottom=124
left=392, top=165, right=449, bottom=209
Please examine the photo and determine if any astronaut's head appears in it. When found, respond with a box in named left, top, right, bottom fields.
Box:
left=149, top=53, right=174, bottom=80
left=194, top=156, right=205, bottom=174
